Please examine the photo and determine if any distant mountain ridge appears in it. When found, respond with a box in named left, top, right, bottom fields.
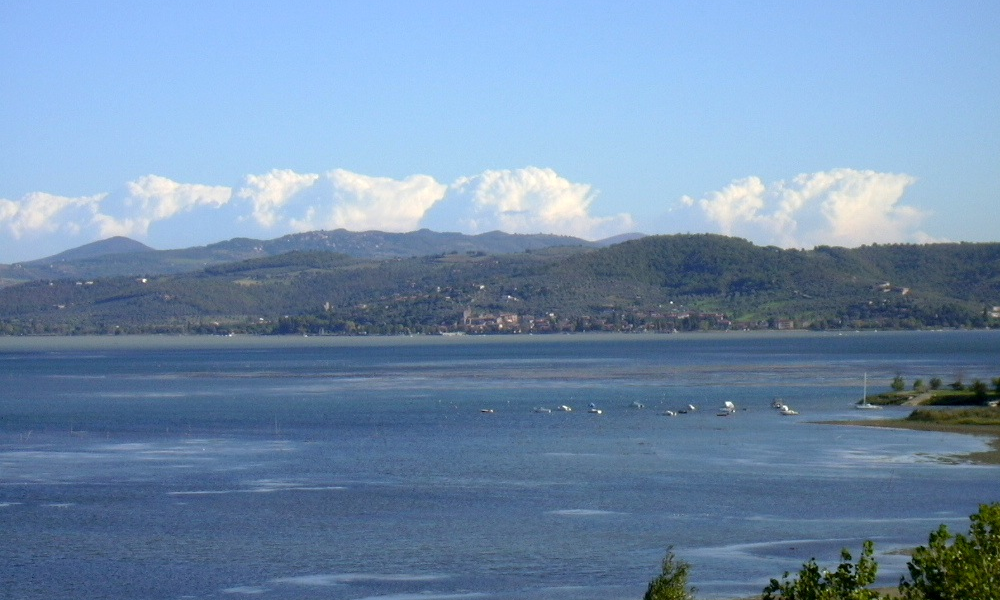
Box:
left=40, top=236, right=155, bottom=263
left=0, top=229, right=645, bottom=286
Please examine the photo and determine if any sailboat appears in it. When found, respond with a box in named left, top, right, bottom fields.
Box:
left=855, top=373, right=882, bottom=410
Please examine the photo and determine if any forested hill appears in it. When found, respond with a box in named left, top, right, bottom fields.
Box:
left=1, top=234, right=999, bottom=335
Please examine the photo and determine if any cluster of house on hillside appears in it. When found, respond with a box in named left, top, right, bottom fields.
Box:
left=459, top=308, right=742, bottom=334
left=875, top=281, right=911, bottom=295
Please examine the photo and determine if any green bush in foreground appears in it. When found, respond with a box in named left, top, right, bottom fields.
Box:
left=646, top=503, right=1000, bottom=600
left=899, top=502, right=1000, bottom=600
left=761, top=540, right=880, bottom=600
left=643, top=547, right=696, bottom=600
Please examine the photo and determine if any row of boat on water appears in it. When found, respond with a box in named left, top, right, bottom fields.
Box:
left=484, top=398, right=884, bottom=415
left=485, top=375, right=882, bottom=416
left=480, top=400, right=754, bottom=416
left=481, top=398, right=887, bottom=415
left=483, top=401, right=738, bottom=416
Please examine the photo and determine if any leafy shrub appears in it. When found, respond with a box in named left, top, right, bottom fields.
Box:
left=761, top=540, right=880, bottom=600
left=648, top=504, right=1000, bottom=600
left=899, top=503, right=1000, bottom=600
left=644, top=548, right=696, bottom=600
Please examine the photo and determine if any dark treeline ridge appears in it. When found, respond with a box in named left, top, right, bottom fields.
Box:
left=2, top=234, right=1000, bottom=335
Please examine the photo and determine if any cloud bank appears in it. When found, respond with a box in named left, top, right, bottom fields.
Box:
left=0, top=191, right=106, bottom=240
left=0, top=167, right=632, bottom=262
left=97, top=175, right=233, bottom=239
left=679, top=168, right=931, bottom=248
left=0, top=166, right=930, bottom=263
left=234, top=169, right=448, bottom=233
left=423, top=167, right=634, bottom=239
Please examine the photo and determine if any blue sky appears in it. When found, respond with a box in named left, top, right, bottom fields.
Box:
left=1, top=1, right=997, bottom=262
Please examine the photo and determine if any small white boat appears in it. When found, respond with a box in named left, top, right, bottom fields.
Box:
left=480, top=409, right=495, bottom=414
left=717, top=400, right=736, bottom=416
left=556, top=405, right=573, bottom=412
left=533, top=407, right=552, bottom=413
left=663, top=410, right=677, bottom=417
left=855, top=373, right=882, bottom=410
left=587, top=403, right=603, bottom=415
left=779, top=405, right=799, bottom=416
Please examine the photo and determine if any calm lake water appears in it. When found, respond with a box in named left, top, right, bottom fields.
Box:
left=1, top=331, right=998, bottom=600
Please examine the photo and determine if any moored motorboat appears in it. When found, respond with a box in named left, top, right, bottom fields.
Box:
left=772, top=402, right=798, bottom=415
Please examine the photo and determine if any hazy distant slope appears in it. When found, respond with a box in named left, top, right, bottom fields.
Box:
left=36, top=236, right=155, bottom=262
left=0, top=237, right=157, bottom=286
left=0, top=229, right=640, bottom=285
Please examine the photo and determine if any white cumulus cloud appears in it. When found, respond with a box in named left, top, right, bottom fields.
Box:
left=96, top=175, right=233, bottom=239
left=236, top=169, right=321, bottom=228
left=423, top=167, right=634, bottom=240
left=679, top=169, right=928, bottom=248
left=313, top=169, right=447, bottom=232
left=235, top=169, right=448, bottom=233
left=0, top=191, right=106, bottom=239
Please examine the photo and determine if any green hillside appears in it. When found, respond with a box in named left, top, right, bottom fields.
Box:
left=0, top=234, right=997, bottom=335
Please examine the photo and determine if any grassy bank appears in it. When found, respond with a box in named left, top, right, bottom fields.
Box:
left=870, top=388, right=1000, bottom=407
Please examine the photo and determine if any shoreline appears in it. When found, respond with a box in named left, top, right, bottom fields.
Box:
left=827, top=419, right=1000, bottom=465
left=0, top=328, right=997, bottom=352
